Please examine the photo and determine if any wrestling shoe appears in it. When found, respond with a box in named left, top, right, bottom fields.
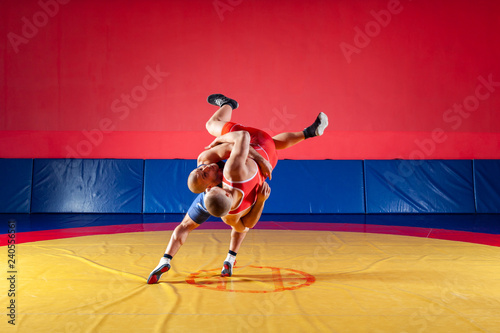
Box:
left=221, top=261, right=234, bottom=277
left=147, top=263, right=170, bottom=284
left=303, top=112, right=329, bottom=139
left=207, top=94, right=239, bottom=110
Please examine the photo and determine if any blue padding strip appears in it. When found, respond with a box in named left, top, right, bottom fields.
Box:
left=266, top=160, right=365, bottom=213
left=143, top=159, right=199, bottom=213
left=365, top=160, right=475, bottom=213
left=0, top=159, right=33, bottom=213
left=474, top=160, right=500, bottom=213
left=31, top=159, right=144, bottom=213
left=4, top=158, right=498, bottom=215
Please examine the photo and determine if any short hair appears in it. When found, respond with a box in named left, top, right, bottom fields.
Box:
left=187, top=170, right=206, bottom=193
left=205, top=190, right=232, bottom=217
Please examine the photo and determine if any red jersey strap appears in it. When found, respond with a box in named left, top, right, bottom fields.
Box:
left=223, top=160, right=262, bottom=215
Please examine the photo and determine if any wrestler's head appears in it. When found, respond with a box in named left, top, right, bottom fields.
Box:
left=204, top=186, right=232, bottom=217
left=187, top=163, right=223, bottom=193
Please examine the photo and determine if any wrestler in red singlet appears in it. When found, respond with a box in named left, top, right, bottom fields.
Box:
left=220, top=122, right=278, bottom=215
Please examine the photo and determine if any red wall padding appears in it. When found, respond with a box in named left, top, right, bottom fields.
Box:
left=1, top=0, right=499, bottom=159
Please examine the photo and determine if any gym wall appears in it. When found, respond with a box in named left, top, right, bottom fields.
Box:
left=1, top=0, right=499, bottom=160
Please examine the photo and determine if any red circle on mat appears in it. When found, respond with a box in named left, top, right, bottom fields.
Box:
left=186, top=265, right=315, bottom=293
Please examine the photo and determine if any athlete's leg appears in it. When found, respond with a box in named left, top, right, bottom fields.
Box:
left=229, top=228, right=248, bottom=254
left=165, top=216, right=201, bottom=257
left=206, top=104, right=234, bottom=137
left=221, top=228, right=248, bottom=277
left=147, top=214, right=200, bottom=284
left=272, top=112, right=329, bottom=150
left=272, top=131, right=305, bottom=150
left=205, top=94, right=239, bottom=137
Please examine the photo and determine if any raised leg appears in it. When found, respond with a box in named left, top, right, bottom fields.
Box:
left=205, top=104, right=234, bottom=137
left=272, top=112, right=329, bottom=150
left=205, top=94, right=239, bottom=137
left=272, top=131, right=305, bottom=150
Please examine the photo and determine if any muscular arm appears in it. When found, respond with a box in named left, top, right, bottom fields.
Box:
left=203, top=132, right=272, bottom=178
left=241, top=182, right=271, bottom=229
left=207, top=131, right=251, bottom=180
left=197, top=143, right=233, bottom=165
left=226, top=131, right=250, bottom=179
left=240, top=199, right=265, bottom=229
left=248, top=147, right=273, bottom=179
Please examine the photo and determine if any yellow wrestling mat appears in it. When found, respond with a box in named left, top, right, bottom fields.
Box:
left=2, top=229, right=500, bottom=332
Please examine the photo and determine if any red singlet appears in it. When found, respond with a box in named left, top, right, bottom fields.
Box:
left=221, top=122, right=278, bottom=214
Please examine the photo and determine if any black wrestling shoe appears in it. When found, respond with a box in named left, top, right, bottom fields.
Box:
left=303, top=112, right=329, bottom=139
left=147, top=263, right=170, bottom=284
left=207, top=94, right=239, bottom=110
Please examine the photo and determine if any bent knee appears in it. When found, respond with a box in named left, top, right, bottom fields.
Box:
left=206, top=121, right=220, bottom=137
left=206, top=119, right=227, bottom=137
left=205, top=120, right=213, bottom=133
left=232, top=225, right=249, bottom=233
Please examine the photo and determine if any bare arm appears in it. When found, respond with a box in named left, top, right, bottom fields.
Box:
left=241, top=182, right=271, bottom=229
left=205, top=133, right=272, bottom=179
left=207, top=131, right=250, bottom=180
left=197, top=143, right=233, bottom=165
left=248, top=147, right=273, bottom=180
